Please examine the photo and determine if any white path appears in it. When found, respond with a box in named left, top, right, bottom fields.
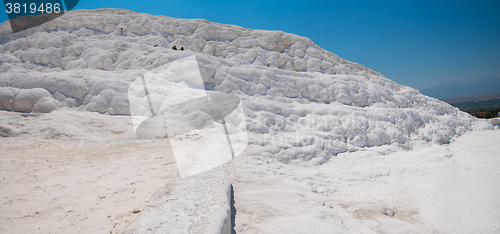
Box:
left=233, top=129, right=500, bottom=234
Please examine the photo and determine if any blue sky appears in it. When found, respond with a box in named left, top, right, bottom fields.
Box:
left=2, top=0, right=500, bottom=97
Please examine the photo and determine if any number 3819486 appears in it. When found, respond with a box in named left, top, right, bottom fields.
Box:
left=5, top=2, right=61, bottom=14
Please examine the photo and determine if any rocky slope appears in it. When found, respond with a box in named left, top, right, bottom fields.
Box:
left=0, top=8, right=494, bottom=163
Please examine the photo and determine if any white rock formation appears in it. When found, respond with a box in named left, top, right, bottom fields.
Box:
left=1, top=8, right=499, bottom=234
left=1, top=9, right=490, bottom=155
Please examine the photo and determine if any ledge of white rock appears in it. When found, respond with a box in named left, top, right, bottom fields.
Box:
left=123, top=164, right=233, bottom=234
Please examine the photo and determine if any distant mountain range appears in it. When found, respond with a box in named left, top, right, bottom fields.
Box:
left=420, top=77, right=500, bottom=100
left=444, top=93, right=500, bottom=104
left=442, top=93, right=500, bottom=117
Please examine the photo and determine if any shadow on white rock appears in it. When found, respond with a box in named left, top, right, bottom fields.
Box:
left=32, top=97, right=62, bottom=113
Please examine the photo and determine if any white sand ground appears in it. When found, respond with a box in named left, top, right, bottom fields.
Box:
left=425, top=129, right=500, bottom=233
left=0, top=109, right=178, bottom=234
left=0, top=108, right=498, bottom=234
left=233, top=129, right=500, bottom=234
